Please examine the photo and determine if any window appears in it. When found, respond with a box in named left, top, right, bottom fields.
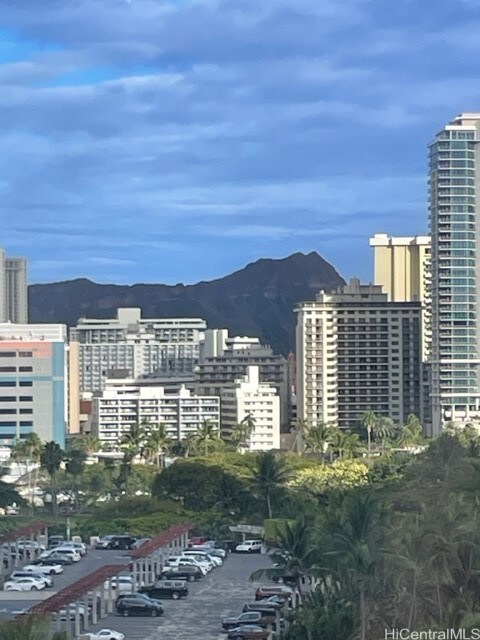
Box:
left=0, top=367, right=15, bottom=373
left=19, top=409, right=32, bottom=415
left=18, top=352, right=32, bottom=358
left=0, top=397, right=15, bottom=402
left=19, top=421, right=33, bottom=427
left=19, top=396, right=32, bottom=402
left=0, top=352, right=15, bottom=358
left=19, top=381, right=32, bottom=387
left=0, top=382, right=15, bottom=387
left=18, top=367, right=32, bottom=373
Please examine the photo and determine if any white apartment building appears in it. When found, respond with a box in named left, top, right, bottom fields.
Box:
left=429, top=113, right=480, bottom=431
left=70, top=308, right=206, bottom=393
left=0, top=323, right=67, bottom=446
left=92, top=380, right=220, bottom=447
left=0, top=249, right=28, bottom=324
left=196, top=329, right=289, bottom=428
left=296, top=279, right=422, bottom=429
left=221, top=366, right=280, bottom=451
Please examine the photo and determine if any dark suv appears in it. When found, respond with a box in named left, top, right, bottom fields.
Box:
left=140, top=579, right=188, bottom=600
left=98, top=535, right=137, bottom=550
left=115, top=594, right=164, bottom=617
left=160, top=566, right=202, bottom=582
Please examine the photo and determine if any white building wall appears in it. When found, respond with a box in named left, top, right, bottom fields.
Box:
left=221, top=366, right=280, bottom=451
left=93, top=381, right=220, bottom=447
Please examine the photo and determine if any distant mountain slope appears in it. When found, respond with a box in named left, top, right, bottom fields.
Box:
left=28, top=252, right=345, bottom=355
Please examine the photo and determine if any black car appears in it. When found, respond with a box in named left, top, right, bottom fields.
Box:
left=222, top=611, right=265, bottom=630
left=115, top=594, right=164, bottom=617
left=101, top=535, right=137, bottom=550
left=243, top=600, right=283, bottom=614
left=160, top=566, right=202, bottom=582
left=140, top=579, right=188, bottom=600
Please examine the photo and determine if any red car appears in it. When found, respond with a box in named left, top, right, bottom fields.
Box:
left=188, top=536, right=209, bottom=547
left=255, top=585, right=293, bottom=601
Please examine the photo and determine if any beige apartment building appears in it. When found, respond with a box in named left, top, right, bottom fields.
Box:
left=295, top=279, right=422, bottom=430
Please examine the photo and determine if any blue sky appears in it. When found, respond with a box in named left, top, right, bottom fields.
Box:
left=1, top=0, right=479, bottom=284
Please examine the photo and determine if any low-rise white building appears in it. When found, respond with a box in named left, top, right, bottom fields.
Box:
left=92, top=379, right=219, bottom=447
left=221, top=366, right=280, bottom=451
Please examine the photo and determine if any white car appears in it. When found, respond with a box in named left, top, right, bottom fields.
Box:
left=60, top=541, right=87, bottom=556
left=235, top=539, right=263, bottom=553
left=55, top=604, right=86, bottom=621
left=40, top=547, right=81, bottom=562
left=167, top=556, right=208, bottom=575
left=9, top=571, right=52, bottom=588
left=23, top=563, right=63, bottom=576
left=103, top=576, right=135, bottom=593
left=182, top=550, right=221, bottom=567
left=4, top=577, right=46, bottom=591
left=83, top=630, right=125, bottom=640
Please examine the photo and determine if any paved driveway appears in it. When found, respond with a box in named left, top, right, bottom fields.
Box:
left=85, top=553, right=272, bottom=640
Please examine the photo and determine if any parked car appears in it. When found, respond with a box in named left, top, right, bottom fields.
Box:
left=191, top=544, right=227, bottom=559
left=227, top=625, right=269, bottom=639
left=61, top=541, right=87, bottom=556
left=222, top=611, right=264, bottom=630
left=115, top=594, right=164, bottom=617
left=235, top=540, right=263, bottom=554
left=130, top=538, right=150, bottom=549
left=243, top=600, right=283, bottom=613
left=40, top=547, right=81, bottom=562
left=255, top=585, right=293, bottom=601
left=160, top=565, right=202, bottom=582
left=23, top=563, right=63, bottom=576
left=139, top=579, right=188, bottom=600
left=4, top=577, right=46, bottom=591
left=47, top=535, right=65, bottom=549
left=9, top=570, right=52, bottom=588
left=55, top=604, right=86, bottom=622
left=104, top=576, right=135, bottom=593
left=182, top=550, right=221, bottom=567
left=82, top=630, right=124, bottom=640
left=188, top=536, right=209, bottom=547
left=36, top=553, right=73, bottom=566
left=166, top=555, right=209, bottom=575
left=97, top=535, right=137, bottom=550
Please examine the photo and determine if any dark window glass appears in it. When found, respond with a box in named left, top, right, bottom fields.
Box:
left=0, top=367, right=15, bottom=373
left=19, top=396, right=32, bottom=402
left=0, top=352, right=15, bottom=358
left=0, top=397, right=15, bottom=402
left=0, top=382, right=15, bottom=387
left=19, top=381, right=32, bottom=387
left=18, top=367, right=32, bottom=372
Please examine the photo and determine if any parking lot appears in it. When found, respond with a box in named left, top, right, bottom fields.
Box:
left=85, top=552, right=272, bottom=640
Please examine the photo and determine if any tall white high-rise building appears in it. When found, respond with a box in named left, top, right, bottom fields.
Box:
left=0, top=249, right=28, bottom=324
left=429, top=113, right=480, bottom=432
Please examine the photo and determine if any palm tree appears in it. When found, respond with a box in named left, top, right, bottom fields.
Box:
left=398, top=414, right=424, bottom=448
left=323, top=493, right=387, bottom=640
left=40, top=442, right=64, bottom=517
left=10, top=433, right=42, bottom=514
left=72, top=434, right=101, bottom=456
left=250, top=451, right=291, bottom=518
left=251, top=519, right=314, bottom=594
left=231, top=414, right=256, bottom=452
left=304, top=422, right=335, bottom=464
left=373, top=416, right=396, bottom=452
left=143, top=424, right=172, bottom=467
left=360, top=410, right=377, bottom=456
left=65, top=448, right=87, bottom=512
left=190, top=420, right=223, bottom=456
left=120, top=421, right=148, bottom=458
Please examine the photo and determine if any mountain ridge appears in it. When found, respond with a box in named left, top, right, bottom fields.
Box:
left=28, top=252, right=346, bottom=355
